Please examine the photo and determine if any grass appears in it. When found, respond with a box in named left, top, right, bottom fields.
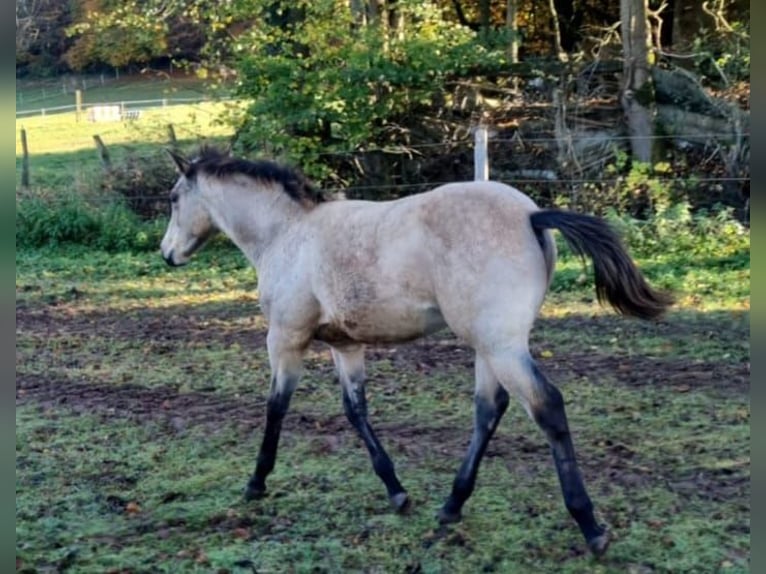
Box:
left=16, top=73, right=228, bottom=113
left=16, top=102, right=238, bottom=191
left=16, top=244, right=750, bottom=573
left=15, top=75, right=750, bottom=572
left=16, top=74, right=242, bottom=192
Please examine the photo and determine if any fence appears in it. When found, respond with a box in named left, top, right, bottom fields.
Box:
left=16, top=115, right=750, bottom=224
left=15, top=95, right=230, bottom=119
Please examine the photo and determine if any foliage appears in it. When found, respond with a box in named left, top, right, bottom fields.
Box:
left=690, top=19, right=750, bottom=85
left=231, top=0, right=511, bottom=182
left=16, top=188, right=165, bottom=252
left=607, top=202, right=749, bottom=262
left=101, top=152, right=180, bottom=219
left=64, top=1, right=170, bottom=70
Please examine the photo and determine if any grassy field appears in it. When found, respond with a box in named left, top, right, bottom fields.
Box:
left=16, top=102, right=238, bottom=192
left=16, top=76, right=750, bottom=573
left=16, top=73, right=228, bottom=113
left=16, top=74, right=240, bottom=193
left=16, top=242, right=750, bottom=573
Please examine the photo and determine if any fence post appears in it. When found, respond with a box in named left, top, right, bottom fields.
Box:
left=167, top=124, right=177, bottom=149
left=75, top=90, right=82, bottom=122
left=20, top=128, right=30, bottom=188
left=93, top=135, right=111, bottom=170
left=474, top=124, right=489, bottom=181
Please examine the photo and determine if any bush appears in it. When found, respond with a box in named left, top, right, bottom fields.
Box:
left=605, top=201, right=749, bottom=262
left=232, top=2, right=510, bottom=184
left=101, top=152, right=178, bottom=219
left=16, top=188, right=166, bottom=252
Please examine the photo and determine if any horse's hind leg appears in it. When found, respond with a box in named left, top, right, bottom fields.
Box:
left=487, top=349, right=610, bottom=557
left=332, top=346, right=409, bottom=512
left=438, top=354, right=510, bottom=523
left=244, top=331, right=305, bottom=500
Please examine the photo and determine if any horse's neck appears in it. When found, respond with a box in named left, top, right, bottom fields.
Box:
left=203, top=178, right=305, bottom=267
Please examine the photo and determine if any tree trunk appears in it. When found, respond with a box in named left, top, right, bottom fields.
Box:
left=387, top=0, right=404, bottom=41
left=548, top=0, right=566, bottom=61
left=620, top=0, right=655, bottom=164
left=506, top=1, right=519, bottom=64
left=474, top=0, right=490, bottom=45
left=350, top=0, right=367, bottom=29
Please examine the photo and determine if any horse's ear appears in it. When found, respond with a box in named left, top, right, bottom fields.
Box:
left=166, top=149, right=191, bottom=175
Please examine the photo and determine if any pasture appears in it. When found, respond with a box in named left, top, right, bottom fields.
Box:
left=16, top=242, right=749, bottom=573
left=16, top=79, right=749, bottom=572
left=16, top=74, right=224, bottom=114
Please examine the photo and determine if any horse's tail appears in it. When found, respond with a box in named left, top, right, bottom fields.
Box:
left=530, top=209, right=673, bottom=320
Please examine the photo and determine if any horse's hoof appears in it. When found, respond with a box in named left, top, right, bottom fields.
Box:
left=437, top=507, right=462, bottom=524
left=587, top=531, right=611, bottom=557
left=390, top=492, right=411, bottom=513
left=244, top=484, right=266, bottom=501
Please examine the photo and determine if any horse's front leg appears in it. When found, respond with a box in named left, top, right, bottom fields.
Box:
left=332, top=346, right=409, bottom=512
left=244, top=329, right=305, bottom=500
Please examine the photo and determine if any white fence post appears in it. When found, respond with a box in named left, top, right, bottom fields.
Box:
left=474, top=124, right=489, bottom=181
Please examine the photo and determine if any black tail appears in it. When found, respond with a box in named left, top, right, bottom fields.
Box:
left=530, top=210, right=673, bottom=320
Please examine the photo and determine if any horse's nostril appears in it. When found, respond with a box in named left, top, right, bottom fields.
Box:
left=163, top=250, right=175, bottom=266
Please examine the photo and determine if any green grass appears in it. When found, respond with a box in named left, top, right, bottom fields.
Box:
left=16, top=73, right=228, bottom=113
left=16, top=102, right=238, bottom=190
left=16, top=75, right=242, bottom=192
left=15, top=77, right=750, bottom=570
left=16, top=244, right=750, bottom=573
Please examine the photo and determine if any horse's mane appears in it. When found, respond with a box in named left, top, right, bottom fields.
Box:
left=188, top=146, right=326, bottom=206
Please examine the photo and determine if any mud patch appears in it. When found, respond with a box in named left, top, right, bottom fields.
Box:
left=16, top=299, right=749, bottom=512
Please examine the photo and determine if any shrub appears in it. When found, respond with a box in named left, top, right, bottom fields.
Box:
left=605, top=201, right=749, bottom=261
left=101, top=152, right=178, bottom=219
left=16, top=188, right=165, bottom=252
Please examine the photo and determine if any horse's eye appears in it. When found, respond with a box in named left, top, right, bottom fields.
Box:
left=169, top=193, right=179, bottom=205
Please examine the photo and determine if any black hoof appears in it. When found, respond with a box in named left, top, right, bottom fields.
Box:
left=244, top=483, right=266, bottom=501
left=437, top=507, right=462, bottom=524
left=587, top=531, right=611, bottom=557
left=390, top=492, right=411, bottom=513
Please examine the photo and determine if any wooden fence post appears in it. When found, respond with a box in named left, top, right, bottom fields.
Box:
left=20, top=128, right=30, bottom=187
left=167, top=124, right=177, bottom=149
left=93, top=135, right=111, bottom=170
left=75, top=90, right=82, bottom=123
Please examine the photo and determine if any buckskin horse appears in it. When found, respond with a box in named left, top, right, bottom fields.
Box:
left=160, top=146, right=672, bottom=556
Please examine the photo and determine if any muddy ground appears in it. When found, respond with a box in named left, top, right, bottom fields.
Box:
left=16, top=298, right=749, bottom=509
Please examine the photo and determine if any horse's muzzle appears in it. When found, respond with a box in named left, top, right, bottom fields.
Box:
left=162, top=249, right=180, bottom=267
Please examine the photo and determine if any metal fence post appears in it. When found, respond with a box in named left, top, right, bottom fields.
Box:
left=474, top=124, right=489, bottom=181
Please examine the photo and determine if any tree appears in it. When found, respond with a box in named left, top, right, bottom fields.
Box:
left=620, top=0, right=655, bottom=163
left=16, top=0, right=73, bottom=75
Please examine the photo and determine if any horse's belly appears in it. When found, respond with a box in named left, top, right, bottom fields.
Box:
left=315, top=303, right=446, bottom=345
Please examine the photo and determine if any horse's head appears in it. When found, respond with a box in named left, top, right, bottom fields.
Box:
left=160, top=150, right=218, bottom=266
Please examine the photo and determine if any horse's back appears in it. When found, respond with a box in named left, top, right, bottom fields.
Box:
left=303, top=181, right=555, bottom=348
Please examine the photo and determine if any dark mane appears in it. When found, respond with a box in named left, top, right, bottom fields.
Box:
left=188, top=146, right=325, bottom=206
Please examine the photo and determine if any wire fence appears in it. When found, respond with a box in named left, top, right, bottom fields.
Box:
left=15, top=95, right=232, bottom=118
left=16, top=113, right=750, bottom=225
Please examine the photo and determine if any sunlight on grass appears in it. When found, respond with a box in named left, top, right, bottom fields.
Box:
left=16, top=101, right=240, bottom=156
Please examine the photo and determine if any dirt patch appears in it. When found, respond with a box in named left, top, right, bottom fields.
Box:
left=16, top=370, right=658, bottom=498
left=16, top=298, right=749, bottom=507
left=16, top=301, right=749, bottom=396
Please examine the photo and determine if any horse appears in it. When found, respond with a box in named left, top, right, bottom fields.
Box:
left=160, top=146, right=672, bottom=557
